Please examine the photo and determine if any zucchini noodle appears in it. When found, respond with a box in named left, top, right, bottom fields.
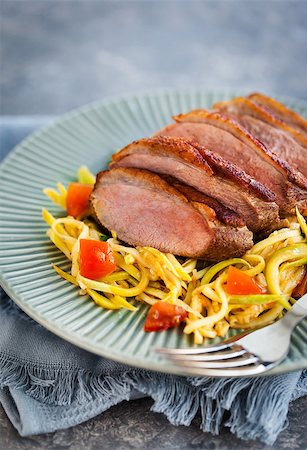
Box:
left=43, top=171, right=307, bottom=345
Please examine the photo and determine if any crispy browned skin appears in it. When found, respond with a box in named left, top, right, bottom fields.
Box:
left=248, top=93, right=307, bottom=138
left=110, top=136, right=280, bottom=232
left=191, top=202, right=253, bottom=261
left=236, top=115, right=307, bottom=177
left=214, top=97, right=307, bottom=149
left=113, top=136, right=213, bottom=175
left=112, top=135, right=274, bottom=202
left=169, top=182, right=246, bottom=228
left=173, top=109, right=307, bottom=190
left=90, top=167, right=253, bottom=260
left=190, top=140, right=276, bottom=202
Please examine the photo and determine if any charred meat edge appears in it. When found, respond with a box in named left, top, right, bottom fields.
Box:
left=248, top=92, right=307, bottom=138
left=111, top=135, right=275, bottom=202
left=233, top=114, right=307, bottom=178
left=213, top=97, right=307, bottom=150
left=162, top=177, right=246, bottom=228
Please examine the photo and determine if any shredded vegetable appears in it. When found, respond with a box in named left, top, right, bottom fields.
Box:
left=77, top=166, right=96, bottom=185
left=43, top=168, right=307, bottom=344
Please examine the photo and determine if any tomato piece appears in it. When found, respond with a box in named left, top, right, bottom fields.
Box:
left=226, top=266, right=266, bottom=295
left=144, top=301, right=188, bottom=332
left=79, top=239, right=116, bottom=280
left=66, top=183, right=93, bottom=218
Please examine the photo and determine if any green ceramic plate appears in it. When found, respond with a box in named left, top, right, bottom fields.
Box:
left=0, top=89, right=306, bottom=377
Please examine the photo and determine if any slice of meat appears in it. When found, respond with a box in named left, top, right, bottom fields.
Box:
left=237, top=114, right=307, bottom=177
left=164, top=179, right=245, bottom=228
left=213, top=97, right=307, bottom=149
left=110, top=136, right=280, bottom=232
left=248, top=93, right=307, bottom=139
left=90, top=167, right=253, bottom=260
left=167, top=176, right=289, bottom=238
left=191, top=202, right=253, bottom=260
left=159, top=111, right=307, bottom=215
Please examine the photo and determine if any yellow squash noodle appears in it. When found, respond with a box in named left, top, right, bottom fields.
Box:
left=43, top=171, right=307, bottom=345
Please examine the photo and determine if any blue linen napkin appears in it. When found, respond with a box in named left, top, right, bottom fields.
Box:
left=0, top=118, right=306, bottom=443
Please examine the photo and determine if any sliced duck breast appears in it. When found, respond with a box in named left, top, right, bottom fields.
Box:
left=90, top=167, right=253, bottom=260
left=235, top=114, right=307, bottom=177
left=157, top=111, right=307, bottom=215
left=247, top=93, right=307, bottom=139
left=163, top=179, right=245, bottom=228
left=213, top=97, right=307, bottom=149
left=110, top=136, right=280, bottom=232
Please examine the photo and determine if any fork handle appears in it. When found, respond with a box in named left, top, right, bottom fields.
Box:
left=284, top=293, right=307, bottom=329
left=291, top=293, right=307, bottom=315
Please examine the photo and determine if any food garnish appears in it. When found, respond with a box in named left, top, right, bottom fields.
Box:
left=66, top=183, right=93, bottom=218
left=226, top=266, right=266, bottom=295
left=144, top=302, right=188, bottom=332
left=79, top=239, right=116, bottom=280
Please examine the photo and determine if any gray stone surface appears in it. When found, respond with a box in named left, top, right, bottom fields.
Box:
left=0, top=1, right=306, bottom=448
left=0, top=396, right=307, bottom=450
left=1, top=0, right=307, bottom=116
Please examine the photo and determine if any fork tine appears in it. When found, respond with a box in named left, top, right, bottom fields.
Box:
left=154, top=294, right=307, bottom=377
left=167, top=347, right=247, bottom=361
left=167, top=354, right=259, bottom=369
left=156, top=342, right=237, bottom=355
left=167, top=364, right=268, bottom=378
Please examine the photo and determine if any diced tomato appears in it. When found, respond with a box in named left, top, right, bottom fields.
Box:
left=226, top=266, right=266, bottom=295
left=66, top=183, right=93, bottom=218
left=144, top=301, right=188, bottom=332
left=79, top=239, right=116, bottom=280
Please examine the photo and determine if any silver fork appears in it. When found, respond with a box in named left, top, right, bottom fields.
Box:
left=156, top=293, right=307, bottom=377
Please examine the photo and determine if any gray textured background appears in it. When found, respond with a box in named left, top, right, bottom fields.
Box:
left=1, top=1, right=307, bottom=449
left=1, top=0, right=307, bottom=116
